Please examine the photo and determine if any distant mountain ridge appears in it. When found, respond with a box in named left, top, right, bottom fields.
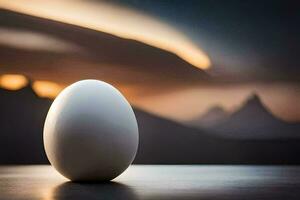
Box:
left=189, top=94, right=300, bottom=139
left=1, top=84, right=300, bottom=164
left=188, top=105, right=228, bottom=128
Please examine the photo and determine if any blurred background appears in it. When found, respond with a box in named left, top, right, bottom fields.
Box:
left=0, top=0, right=299, bottom=164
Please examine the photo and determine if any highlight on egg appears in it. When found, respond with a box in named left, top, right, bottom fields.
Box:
left=43, top=80, right=139, bottom=181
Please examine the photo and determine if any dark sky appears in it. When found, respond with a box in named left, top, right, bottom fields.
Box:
left=110, top=0, right=300, bottom=81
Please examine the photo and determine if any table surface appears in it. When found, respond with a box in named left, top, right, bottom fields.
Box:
left=1, top=165, right=300, bottom=200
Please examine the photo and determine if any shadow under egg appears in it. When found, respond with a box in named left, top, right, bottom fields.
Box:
left=50, top=181, right=138, bottom=200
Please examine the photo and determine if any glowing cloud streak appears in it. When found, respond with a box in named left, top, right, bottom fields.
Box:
left=0, top=0, right=211, bottom=69
left=0, top=28, right=80, bottom=52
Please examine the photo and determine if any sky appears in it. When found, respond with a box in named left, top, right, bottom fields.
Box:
left=0, top=0, right=299, bottom=123
left=112, top=0, right=300, bottom=81
left=0, top=0, right=210, bottom=69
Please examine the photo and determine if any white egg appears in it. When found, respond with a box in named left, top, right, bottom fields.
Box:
left=43, top=80, right=139, bottom=181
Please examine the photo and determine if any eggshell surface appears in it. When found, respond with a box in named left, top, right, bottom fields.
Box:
left=43, top=80, right=139, bottom=181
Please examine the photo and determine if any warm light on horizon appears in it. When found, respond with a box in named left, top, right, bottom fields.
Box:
left=0, top=0, right=211, bottom=70
left=0, top=74, right=63, bottom=98
left=0, top=75, right=299, bottom=123
left=32, top=81, right=63, bottom=99
left=0, top=74, right=28, bottom=90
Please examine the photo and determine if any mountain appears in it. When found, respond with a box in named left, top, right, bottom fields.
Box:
left=187, top=105, right=229, bottom=128
left=133, top=107, right=228, bottom=164
left=1, top=85, right=300, bottom=164
left=209, top=94, right=300, bottom=139
left=0, top=84, right=51, bottom=164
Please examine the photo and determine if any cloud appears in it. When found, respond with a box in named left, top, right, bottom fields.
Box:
left=0, top=9, right=208, bottom=91
left=0, top=0, right=210, bottom=70
left=0, top=27, right=80, bottom=53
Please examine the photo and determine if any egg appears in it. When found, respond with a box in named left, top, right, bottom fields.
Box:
left=43, top=80, right=139, bottom=181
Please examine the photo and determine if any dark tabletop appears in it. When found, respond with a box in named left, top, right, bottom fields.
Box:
left=1, top=165, right=300, bottom=200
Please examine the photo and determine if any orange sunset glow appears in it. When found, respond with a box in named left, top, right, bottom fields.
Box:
left=32, top=81, right=63, bottom=98
left=0, top=0, right=210, bottom=70
left=0, top=74, right=63, bottom=98
left=0, top=74, right=28, bottom=90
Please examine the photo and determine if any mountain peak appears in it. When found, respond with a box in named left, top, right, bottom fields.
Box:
left=206, top=105, right=227, bottom=114
left=187, top=105, right=228, bottom=128
left=209, top=92, right=300, bottom=139
left=231, top=93, right=269, bottom=116
left=246, top=93, right=261, bottom=103
left=241, top=93, right=267, bottom=111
